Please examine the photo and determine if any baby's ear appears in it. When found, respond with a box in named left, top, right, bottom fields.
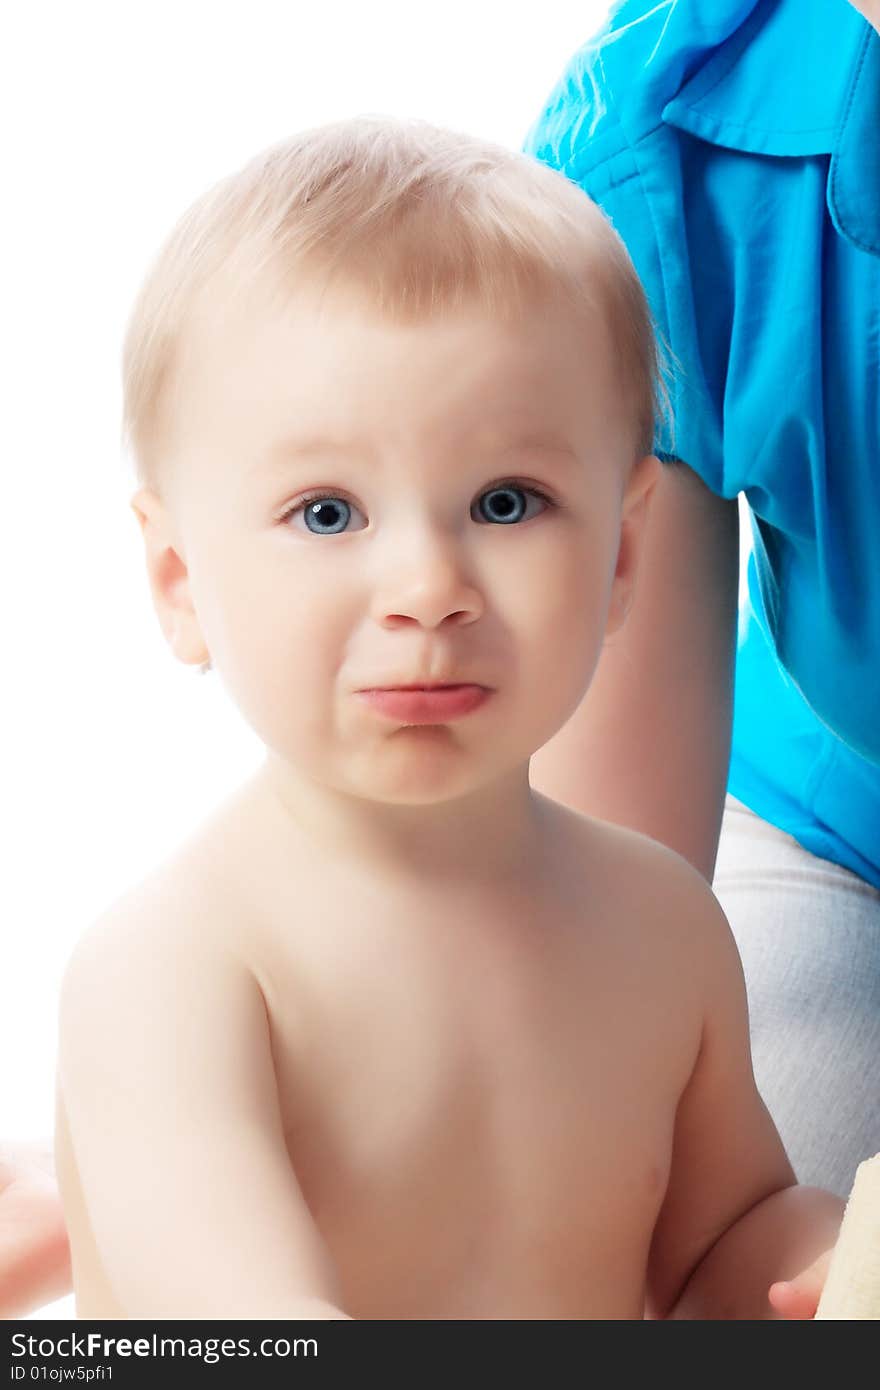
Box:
left=604, top=454, right=661, bottom=638
left=129, top=488, right=211, bottom=669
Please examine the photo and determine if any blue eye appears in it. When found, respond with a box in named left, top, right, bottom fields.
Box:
left=473, top=485, right=551, bottom=525
left=285, top=495, right=366, bottom=534
left=303, top=497, right=350, bottom=534
left=281, top=482, right=554, bottom=534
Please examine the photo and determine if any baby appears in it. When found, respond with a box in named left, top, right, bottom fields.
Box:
left=55, top=116, right=843, bottom=1320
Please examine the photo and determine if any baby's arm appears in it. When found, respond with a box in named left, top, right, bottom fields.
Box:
left=57, top=898, right=348, bottom=1319
left=644, top=867, right=843, bottom=1320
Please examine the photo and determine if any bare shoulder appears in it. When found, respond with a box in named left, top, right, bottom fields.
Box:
left=538, top=793, right=738, bottom=978
left=63, top=863, right=230, bottom=985
left=56, top=805, right=282, bottom=1177
left=62, top=775, right=269, bottom=990
left=57, top=868, right=248, bottom=1093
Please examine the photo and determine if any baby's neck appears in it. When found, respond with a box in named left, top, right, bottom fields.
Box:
left=251, top=755, right=552, bottom=888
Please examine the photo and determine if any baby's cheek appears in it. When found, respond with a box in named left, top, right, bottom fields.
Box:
left=536, top=542, right=610, bottom=647
left=534, top=547, right=613, bottom=696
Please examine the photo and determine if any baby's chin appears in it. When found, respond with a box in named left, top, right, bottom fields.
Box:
left=353, top=751, right=496, bottom=808
left=328, top=729, right=527, bottom=807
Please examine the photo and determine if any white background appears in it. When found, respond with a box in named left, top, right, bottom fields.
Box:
left=2, top=0, right=751, bottom=1319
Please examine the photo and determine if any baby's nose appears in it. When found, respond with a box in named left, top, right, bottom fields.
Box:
left=369, top=532, right=483, bottom=629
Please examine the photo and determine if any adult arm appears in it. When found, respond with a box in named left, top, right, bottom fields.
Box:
left=530, top=460, right=739, bottom=882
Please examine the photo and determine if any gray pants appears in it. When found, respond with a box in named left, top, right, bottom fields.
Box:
left=713, top=796, right=880, bottom=1198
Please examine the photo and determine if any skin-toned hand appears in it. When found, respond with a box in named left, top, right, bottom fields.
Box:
left=768, top=1247, right=834, bottom=1320
left=0, top=1140, right=71, bottom=1319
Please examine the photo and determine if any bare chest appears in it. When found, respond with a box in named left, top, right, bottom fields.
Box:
left=252, top=892, right=691, bottom=1318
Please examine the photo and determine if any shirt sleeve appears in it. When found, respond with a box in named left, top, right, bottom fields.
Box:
left=522, top=1, right=761, bottom=497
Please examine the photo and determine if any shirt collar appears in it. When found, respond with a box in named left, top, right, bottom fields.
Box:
left=661, top=0, right=880, bottom=253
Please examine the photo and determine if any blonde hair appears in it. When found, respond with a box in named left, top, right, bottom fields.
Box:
left=121, top=116, right=669, bottom=493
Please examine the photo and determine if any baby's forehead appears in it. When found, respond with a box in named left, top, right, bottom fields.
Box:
left=167, top=266, right=629, bottom=484
left=185, top=260, right=611, bottom=373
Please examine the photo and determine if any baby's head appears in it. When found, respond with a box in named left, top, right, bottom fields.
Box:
left=124, top=116, right=665, bottom=807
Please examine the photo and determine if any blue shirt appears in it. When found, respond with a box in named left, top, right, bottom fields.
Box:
left=524, top=0, right=880, bottom=888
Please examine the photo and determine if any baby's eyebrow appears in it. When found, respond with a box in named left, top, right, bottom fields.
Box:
left=252, top=432, right=580, bottom=477
left=251, top=436, right=372, bottom=476
left=493, top=435, right=580, bottom=463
